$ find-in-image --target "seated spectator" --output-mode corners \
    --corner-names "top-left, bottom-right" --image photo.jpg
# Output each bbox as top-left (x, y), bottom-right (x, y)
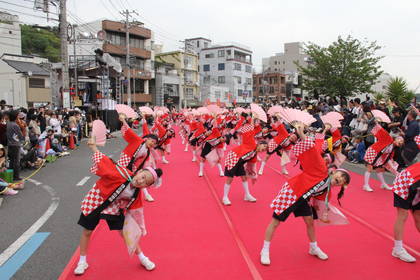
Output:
top-left (348, 136), bottom-right (366, 163)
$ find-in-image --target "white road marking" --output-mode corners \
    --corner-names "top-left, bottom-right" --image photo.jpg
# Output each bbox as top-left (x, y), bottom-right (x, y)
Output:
top-left (0, 185), bottom-right (60, 266)
top-left (27, 179), bottom-right (42, 186)
top-left (76, 176), bottom-right (91, 187)
top-left (0, 197), bottom-right (3, 207)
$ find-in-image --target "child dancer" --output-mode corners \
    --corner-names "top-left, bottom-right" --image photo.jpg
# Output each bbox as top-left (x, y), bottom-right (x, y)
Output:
top-left (260, 122), bottom-right (350, 265)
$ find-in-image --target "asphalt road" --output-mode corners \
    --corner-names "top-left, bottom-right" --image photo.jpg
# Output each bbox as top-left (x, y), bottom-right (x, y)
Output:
top-left (0, 132), bottom-right (397, 280)
top-left (0, 134), bottom-right (127, 280)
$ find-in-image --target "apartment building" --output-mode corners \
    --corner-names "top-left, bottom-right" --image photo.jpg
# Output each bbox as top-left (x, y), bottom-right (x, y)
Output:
top-left (185, 38), bottom-right (253, 105)
top-left (69, 19), bottom-right (154, 105)
top-left (155, 51), bottom-right (199, 108)
top-left (262, 42), bottom-right (309, 74)
top-left (253, 72), bottom-right (287, 103)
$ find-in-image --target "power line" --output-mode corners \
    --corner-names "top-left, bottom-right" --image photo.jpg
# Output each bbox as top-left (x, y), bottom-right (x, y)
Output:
top-left (0, 0), bottom-right (58, 15)
top-left (99, 0), bottom-right (120, 20)
top-left (0, 6), bottom-right (56, 20)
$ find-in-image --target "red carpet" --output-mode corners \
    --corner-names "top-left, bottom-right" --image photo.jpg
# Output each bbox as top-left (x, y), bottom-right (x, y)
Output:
top-left (60, 131), bottom-right (419, 279)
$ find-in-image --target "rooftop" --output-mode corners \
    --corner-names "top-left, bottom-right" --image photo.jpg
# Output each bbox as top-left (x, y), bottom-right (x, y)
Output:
top-left (3, 60), bottom-right (50, 76)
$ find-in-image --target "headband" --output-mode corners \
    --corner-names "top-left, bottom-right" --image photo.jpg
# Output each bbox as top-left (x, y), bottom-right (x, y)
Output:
top-left (145, 167), bottom-right (162, 187)
top-left (335, 168), bottom-right (350, 177)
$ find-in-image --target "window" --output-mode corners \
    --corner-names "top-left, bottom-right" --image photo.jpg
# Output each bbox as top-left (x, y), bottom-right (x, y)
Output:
top-left (236, 76), bottom-right (242, 84)
top-left (238, 89), bottom-right (243, 96)
top-left (184, 56), bottom-right (192, 68)
top-left (205, 53), bottom-right (214, 59)
top-left (197, 41), bottom-right (200, 48)
top-left (245, 65), bottom-right (252, 73)
top-left (218, 63), bottom-right (225, 70)
top-left (214, 90), bottom-right (221, 99)
top-left (29, 78), bottom-right (45, 88)
top-left (274, 61), bottom-right (277, 65)
top-left (218, 76), bottom-right (225, 84)
top-left (227, 50), bottom-right (231, 56)
top-left (204, 42), bottom-right (209, 48)
top-left (185, 88), bottom-right (194, 100)
top-left (246, 78), bottom-right (252, 85)
top-left (234, 63), bottom-right (241, 71)
top-left (218, 50), bottom-right (225, 57)
top-left (203, 64), bottom-right (210, 71)
top-left (203, 76), bottom-right (210, 84)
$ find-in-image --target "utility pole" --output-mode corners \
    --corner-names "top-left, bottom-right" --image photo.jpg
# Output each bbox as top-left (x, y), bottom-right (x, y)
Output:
top-left (72, 24), bottom-right (78, 102)
top-left (59, 0), bottom-right (69, 107)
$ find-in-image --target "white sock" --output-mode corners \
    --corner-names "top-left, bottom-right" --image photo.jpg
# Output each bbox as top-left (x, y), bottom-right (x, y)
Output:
top-left (143, 188), bottom-right (150, 196)
top-left (259, 161), bottom-right (266, 172)
top-left (310, 241), bottom-right (318, 249)
top-left (262, 240), bottom-right (270, 252)
top-left (162, 156), bottom-right (166, 161)
top-left (223, 183), bottom-right (231, 198)
top-left (242, 181), bottom-right (251, 197)
top-left (192, 150), bottom-right (196, 157)
top-left (138, 252), bottom-right (147, 261)
top-left (394, 240), bottom-right (403, 251)
top-left (78, 255), bottom-right (87, 264)
top-left (217, 163), bottom-right (223, 174)
top-left (364, 171), bottom-right (371, 186)
top-left (377, 172), bottom-right (387, 185)
top-left (281, 165), bottom-right (287, 172)
top-left (199, 162), bottom-right (204, 173)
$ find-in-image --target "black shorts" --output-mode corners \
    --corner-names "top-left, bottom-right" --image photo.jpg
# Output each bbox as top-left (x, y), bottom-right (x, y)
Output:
top-left (78, 212), bottom-right (125, 231)
top-left (224, 162), bottom-right (246, 177)
top-left (201, 143), bottom-right (212, 158)
top-left (272, 198), bottom-right (318, 222)
top-left (393, 193), bottom-right (420, 211)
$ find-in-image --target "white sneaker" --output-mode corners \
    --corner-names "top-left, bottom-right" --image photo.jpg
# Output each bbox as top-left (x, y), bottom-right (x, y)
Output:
top-left (260, 250), bottom-right (271, 265)
top-left (198, 171), bottom-right (203, 177)
top-left (381, 184), bottom-right (392, 191)
top-left (4, 188), bottom-right (18, 195)
top-left (281, 169), bottom-right (289, 175)
top-left (162, 158), bottom-right (169, 164)
top-left (184, 147), bottom-right (188, 152)
top-left (140, 257), bottom-right (156, 271)
top-left (219, 171), bottom-right (225, 177)
top-left (392, 248), bottom-right (416, 262)
top-left (309, 247), bottom-right (328, 260)
top-left (244, 194), bottom-right (257, 202)
top-left (145, 193), bottom-right (155, 202)
top-left (363, 185), bottom-right (374, 192)
top-left (74, 262), bottom-right (89, 275)
top-left (258, 169), bottom-right (263, 175)
top-left (192, 157), bottom-right (197, 162)
top-left (222, 197), bottom-right (231, 206)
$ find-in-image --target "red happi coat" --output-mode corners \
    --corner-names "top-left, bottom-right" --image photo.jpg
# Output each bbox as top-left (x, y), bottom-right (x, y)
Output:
top-left (268, 123), bottom-right (293, 154)
top-left (393, 162), bottom-right (420, 200)
top-left (118, 123), bottom-right (148, 170)
top-left (204, 127), bottom-right (224, 149)
top-left (364, 124), bottom-right (394, 166)
top-left (80, 151), bottom-right (143, 216)
top-left (271, 134), bottom-right (329, 215)
top-left (225, 129), bottom-right (257, 170)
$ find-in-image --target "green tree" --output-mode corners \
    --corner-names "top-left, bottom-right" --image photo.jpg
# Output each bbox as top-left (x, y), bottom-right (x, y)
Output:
top-left (297, 35), bottom-right (383, 98)
top-left (21, 25), bottom-right (61, 62)
top-left (386, 77), bottom-right (415, 108)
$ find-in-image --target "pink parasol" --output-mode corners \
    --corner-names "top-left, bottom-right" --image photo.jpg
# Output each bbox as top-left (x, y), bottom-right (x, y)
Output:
top-left (197, 107), bottom-right (210, 115)
top-left (321, 114), bottom-right (342, 128)
top-left (277, 107), bottom-right (316, 125)
top-left (92, 120), bottom-right (107, 146)
top-left (267, 105), bottom-right (283, 116)
top-left (233, 107), bottom-right (245, 114)
top-left (115, 104), bottom-right (138, 119)
top-left (207, 104), bottom-right (222, 114)
top-left (250, 103), bottom-right (268, 123)
top-left (139, 106), bottom-right (154, 115)
top-left (372, 109), bottom-right (391, 123)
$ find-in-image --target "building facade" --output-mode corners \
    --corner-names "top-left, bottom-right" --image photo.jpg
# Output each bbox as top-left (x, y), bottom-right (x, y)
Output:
top-left (253, 72), bottom-right (287, 103)
top-left (262, 42), bottom-right (309, 74)
top-left (185, 38), bottom-right (253, 105)
top-left (155, 51), bottom-right (199, 108)
top-left (69, 19), bottom-right (154, 105)
top-left (0, 12), bottom-right (21, 56)
top-left (152, 62), bottom-right (181, 107)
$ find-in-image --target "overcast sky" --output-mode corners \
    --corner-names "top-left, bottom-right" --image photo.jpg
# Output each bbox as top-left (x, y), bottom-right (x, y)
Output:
top-left (9, 0), bottom-right (420, 90)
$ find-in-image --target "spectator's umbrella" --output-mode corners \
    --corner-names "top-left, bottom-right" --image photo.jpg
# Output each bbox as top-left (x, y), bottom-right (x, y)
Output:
top-left (372, 109), bottom-right (391, 123)
top-left (139, 106), bottom-right (154, 115)
top-left (250, 103), bottom-right (268, 123)
top-left (92, 120), bottom-right (107, 146)
top-left (116, 104), bottom-right (138, 119)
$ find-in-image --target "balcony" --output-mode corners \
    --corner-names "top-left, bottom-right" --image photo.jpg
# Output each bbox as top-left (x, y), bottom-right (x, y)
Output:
top-left (103, 43), bottom-right (151, 60)
top-left (123, 68), bottom-right (152, 80)
top-left (102, 20), bottom-right (151, 39)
